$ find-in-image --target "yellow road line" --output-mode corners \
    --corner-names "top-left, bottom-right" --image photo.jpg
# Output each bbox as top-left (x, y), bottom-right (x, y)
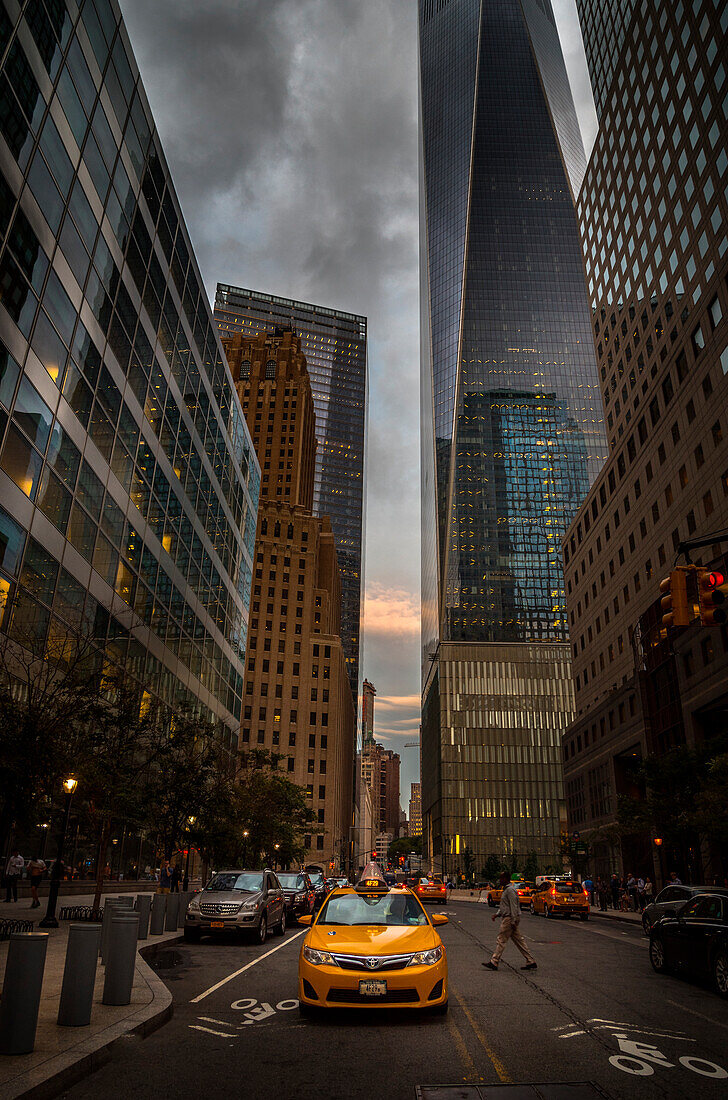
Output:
top-left (452, 985), bottom-right (512, 1083)
top-left (446, 1012), bottom-right (480, 1083)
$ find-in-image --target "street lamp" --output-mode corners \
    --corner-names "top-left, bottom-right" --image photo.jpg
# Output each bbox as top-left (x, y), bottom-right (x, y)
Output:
top-left (242, 829), bottom-right (249, 866)
top-left (39, 776), bottom-right (78, 928)
top-left (183, 816), bottom-right (196, 891)
top-left (273, 842), bottom-right (280, 871)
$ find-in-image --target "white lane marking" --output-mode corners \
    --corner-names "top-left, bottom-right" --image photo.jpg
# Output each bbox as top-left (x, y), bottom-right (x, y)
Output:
top-left (559, 1031), bottom-right (586, 1039)
top-left (667, 1000), bottom-right (728, 1032)
top-left (197, 1016), bottom-right (234, 1027)
top-left (595, 1025), bottom-right (695, 1042)
top-left (190, 930), bottom-right (306, 1003)
top-left (188, 1024), bottom-right (236, 1037)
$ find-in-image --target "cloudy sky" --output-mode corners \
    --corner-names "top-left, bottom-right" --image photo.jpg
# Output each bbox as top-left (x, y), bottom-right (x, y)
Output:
top-left (120, 0), bottom-right (597, 808)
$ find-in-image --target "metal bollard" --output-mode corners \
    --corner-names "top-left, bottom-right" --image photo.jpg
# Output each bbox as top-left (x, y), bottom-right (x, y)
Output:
top-left (102, 914), bottom-right (139, 1006)
top-left (135, 894), bottom-right (152, 940)
top-left (58, 924), bottom-right (102, 1026)
top-left (165, 892), bottom-right (179, 931)
top-left (0, 933), bottom-right (49, 1054)
top-left (149, 893), bottom-right (166, 935)
top-left (100, 900), bottom-right (125, 962)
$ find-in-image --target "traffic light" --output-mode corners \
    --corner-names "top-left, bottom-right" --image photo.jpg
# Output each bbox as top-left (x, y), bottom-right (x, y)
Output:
top-left (659, 567), bottom-right (691, 627)
top-left (698, 568), bottom-right (728, 625)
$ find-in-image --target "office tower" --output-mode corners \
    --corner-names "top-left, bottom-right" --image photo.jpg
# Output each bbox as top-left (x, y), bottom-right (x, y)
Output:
top-left (214, 284), bottom-right (367, 704)
top-left (563, 1), bottom-right (728, 882)
top-left (0, 0), bottom-right (258, 743)
top-left (360, 741), bottom-right (402, 838)
top-left (419, 0), bottom-right (607, 870)
top-left (409, 782), bottom-right (422, 838)
top-left (223, 328), bottom-right (354, 869)
top-left (362, 677), bottom-right (376, 744)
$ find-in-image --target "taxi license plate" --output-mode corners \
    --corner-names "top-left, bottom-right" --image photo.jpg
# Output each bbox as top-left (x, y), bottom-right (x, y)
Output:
top-left (359, 979), bottom-right (386, 996)
top-left (210, 921), bottom-right (225, 929)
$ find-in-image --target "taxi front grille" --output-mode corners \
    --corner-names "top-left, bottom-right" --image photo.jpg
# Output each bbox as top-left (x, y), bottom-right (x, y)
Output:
top-left (327, 988), bottom-right (419, 1004)
top-left (331, 952), bottom-right (413, 972)
top-left (199, 902), bottom-right (240, 915)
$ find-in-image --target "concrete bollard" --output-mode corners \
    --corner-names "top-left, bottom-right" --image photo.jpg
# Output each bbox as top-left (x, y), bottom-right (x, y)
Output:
top-left (115, 896), bottom-right (134, 907)
top-left (149, 893), bottom-right (166, 935)
top-left (58, 924), bottom-right (102, 1026)
top-left (102, 914), bottom-right (139, 1006)
top-left (135, 894), bottom-right (152, 940)
top-left (100, 900), bottom-right (125, 963)
top-left (165, 892), bottom-right (179, 931)
top-left (0, 933), bottom-right (49, 1054)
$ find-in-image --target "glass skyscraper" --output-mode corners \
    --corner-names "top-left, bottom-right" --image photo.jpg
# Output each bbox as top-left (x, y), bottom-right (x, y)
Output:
top-left (214, 284), bottom-right (367, 705)
top-left (0, 0), bottom-right (258, 744)
top-left (419, 0), bottom-right (607, 867)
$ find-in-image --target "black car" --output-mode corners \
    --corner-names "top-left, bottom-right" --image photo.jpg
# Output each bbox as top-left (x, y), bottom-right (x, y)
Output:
top-left (641, 883), bottom-right (728, 934)
top-left (277, 871), bottom-right (315, 921)
top-left (649, 892), bottom-right (728, 997)
top-left (306, 870), bottom-right (327, 907)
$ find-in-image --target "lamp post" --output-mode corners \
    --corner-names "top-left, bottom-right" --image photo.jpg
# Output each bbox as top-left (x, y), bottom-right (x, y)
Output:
top-left (40, 776), bottom-right (77, 928)
top-left (183, 816), bottom-right (196, 891)
top-left (242, 830), bottom-right (249, 867)
top-left (273, 843), bottom-right (280, 871)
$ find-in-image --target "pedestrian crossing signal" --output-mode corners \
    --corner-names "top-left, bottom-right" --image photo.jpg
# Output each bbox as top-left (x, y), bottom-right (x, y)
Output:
top-left (698, 568), bottom-right (728, 625)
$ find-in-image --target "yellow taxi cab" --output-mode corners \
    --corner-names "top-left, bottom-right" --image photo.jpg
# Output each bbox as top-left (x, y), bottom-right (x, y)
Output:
top-left (415, 874), bottom-right (448, 905)
top-left (297, 863), bottom-right (448, 1014)
top-left (530, 879), bottom-right (589, 920)
top-left (515, 881), bottom-right (534, 908)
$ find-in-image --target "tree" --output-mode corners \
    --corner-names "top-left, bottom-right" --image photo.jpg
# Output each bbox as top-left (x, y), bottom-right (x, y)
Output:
top-left (463, 845), bottom-right (475, 883)
top-left (388, 835), bottom-right (422, 861)
top-left (0, 628), bottom-right (102, 853)
top-left (236, 750), bottom-right (317, 867)
top-left (482, 854), bottom-right (503, 883)
top-left (523, 850), bottom-right (539, 883)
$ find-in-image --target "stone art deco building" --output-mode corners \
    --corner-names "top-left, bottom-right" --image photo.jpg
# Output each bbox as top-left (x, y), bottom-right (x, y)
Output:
top-left (0, 0), bottom-right (258, 743)
top-left (222, 328), bottom-right (354, 869)
top-left (562, 0), bottom-right (728, 881)
top-left (214, 284), bottom-right (367, 706)
top-left (419, 0), bottom-right (607, 869)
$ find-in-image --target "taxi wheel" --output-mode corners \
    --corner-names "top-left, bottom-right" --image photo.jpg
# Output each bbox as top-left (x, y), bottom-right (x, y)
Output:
top-left (544, 904), bottom-right (551, 918)
top-left (529, 901), bottom-right (535, 915)
top-left (255, 915), bottom-right (267, 944)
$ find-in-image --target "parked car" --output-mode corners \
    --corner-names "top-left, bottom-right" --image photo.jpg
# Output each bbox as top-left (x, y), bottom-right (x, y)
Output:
top-left (306, 870), bottom-right (327, 908)
top-left (277, 871), bottom-right (316, 921)
top-left (649, 893), bottom-right (728, 997)
top-left (642, 884), bottom-right (728, 934)
top-left (184, 869), bottom-right (286, 944)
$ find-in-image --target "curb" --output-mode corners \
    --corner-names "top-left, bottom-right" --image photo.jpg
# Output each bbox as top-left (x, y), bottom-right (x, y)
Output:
top-left (2, 936), bottom-right (182, 1100)
top-left (589, 909), bottom-right (644, 929)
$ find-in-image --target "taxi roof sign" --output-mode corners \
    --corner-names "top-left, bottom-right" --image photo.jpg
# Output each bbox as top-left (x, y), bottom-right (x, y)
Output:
top-left (355, 861), bottom-right (389, 893)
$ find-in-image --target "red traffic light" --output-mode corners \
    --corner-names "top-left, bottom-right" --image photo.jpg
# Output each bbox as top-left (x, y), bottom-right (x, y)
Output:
top-left (708, 571), bottom-right (725, 588)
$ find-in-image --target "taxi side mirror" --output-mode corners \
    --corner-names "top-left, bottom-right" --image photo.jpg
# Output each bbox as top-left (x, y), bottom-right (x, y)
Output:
top-left (432, 913), bottom-right (448, 926)
top-left (298, 914), bottom-right (312, 925)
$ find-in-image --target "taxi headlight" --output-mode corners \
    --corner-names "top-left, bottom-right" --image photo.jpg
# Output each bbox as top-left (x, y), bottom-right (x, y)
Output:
top-left (302, 946), bottom-right (339, 967)
top-left (407, 945), bottom-right (443, 967)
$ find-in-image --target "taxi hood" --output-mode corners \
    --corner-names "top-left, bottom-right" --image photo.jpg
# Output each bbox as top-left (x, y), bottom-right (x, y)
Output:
top-left (307, 923), bottom-right (439, 954)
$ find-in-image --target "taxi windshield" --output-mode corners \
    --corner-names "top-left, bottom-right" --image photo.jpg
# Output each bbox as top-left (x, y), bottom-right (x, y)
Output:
top-left (317, 892), bottom-right (428, 926)
top-left (206, 873), bottom-right (263, 893)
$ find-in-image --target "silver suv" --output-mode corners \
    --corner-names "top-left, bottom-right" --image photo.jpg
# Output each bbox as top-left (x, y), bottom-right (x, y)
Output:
top-left (184, 869), bottom-right (286, 943)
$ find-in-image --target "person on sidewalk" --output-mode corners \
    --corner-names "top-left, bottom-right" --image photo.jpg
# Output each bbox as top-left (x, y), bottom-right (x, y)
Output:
top-left (482, 872), bottom-right (537, 972)
top-left (610, 874), bottom-right (620, 910)
top-left (157, 860), bottom-right (172, 894)
top-left (4, 850), bottom-right (24, 902)
top-left (170, 863), bottom-right (181, 892)
top-left (26, 855), bottom-right (46, 908)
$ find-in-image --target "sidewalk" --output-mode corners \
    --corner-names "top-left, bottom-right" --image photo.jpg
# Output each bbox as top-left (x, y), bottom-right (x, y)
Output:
top-left (0, 892), bottom-right (181, 1099)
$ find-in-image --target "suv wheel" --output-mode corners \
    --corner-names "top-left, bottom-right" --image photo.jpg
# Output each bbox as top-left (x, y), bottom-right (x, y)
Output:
top-left (275, 908), bottom-right (286, 936)
top-left (256, 915), bottom-right (267, 944)
top-left (714, 950), bottom-right (728, 997)
top-left (642, 913), bottom-right (651, 936)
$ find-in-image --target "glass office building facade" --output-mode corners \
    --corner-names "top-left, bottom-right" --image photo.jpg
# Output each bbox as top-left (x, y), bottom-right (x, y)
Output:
top-left (419, 0), bottom-right (607, 866)
top-left (214, 284), bottom-right (367, 704)
top-left (0, 0), bottom-right (258, 743)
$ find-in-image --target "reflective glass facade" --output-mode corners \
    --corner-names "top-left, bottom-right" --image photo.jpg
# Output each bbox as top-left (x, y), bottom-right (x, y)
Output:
top-left (0, 0), bottom-right (258, 742)
top-left (214, 284), bottom-right (367, 704)
top-left (419, 0), bottom-right (607, 864)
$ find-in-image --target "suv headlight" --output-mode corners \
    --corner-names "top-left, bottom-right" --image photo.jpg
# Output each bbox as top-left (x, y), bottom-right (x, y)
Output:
top-left (407, 945), bottom-right (443, 967)
top-left (188, 898), bottom-right (201, 911)
top-left (303, 946), bottom-right (339, 966)
top-left (242, 898), bottom-right (260, 910)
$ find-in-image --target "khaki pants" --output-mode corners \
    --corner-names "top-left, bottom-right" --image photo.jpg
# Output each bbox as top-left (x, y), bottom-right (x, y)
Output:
top-left (491, 916), bottom-right (535, 966)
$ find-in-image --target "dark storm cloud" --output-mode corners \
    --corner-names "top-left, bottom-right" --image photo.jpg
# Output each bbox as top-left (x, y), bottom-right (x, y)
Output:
top-left (119, 0), bottom-right (595, 806)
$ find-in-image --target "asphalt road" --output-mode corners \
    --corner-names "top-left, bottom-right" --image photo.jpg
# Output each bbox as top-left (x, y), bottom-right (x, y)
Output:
top-left (63, 904), bottom-right (728, 1099)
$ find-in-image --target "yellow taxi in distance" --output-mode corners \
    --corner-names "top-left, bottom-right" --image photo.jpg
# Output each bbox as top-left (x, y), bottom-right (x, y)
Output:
top-left (515, 882), bottom-right (534, 908)
top-left (530, 879), bottom-right (589, 920)
top-left (297, 863), bottom-right (448, 1014)
top-left (415, 874), bottom-right (448, 904)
